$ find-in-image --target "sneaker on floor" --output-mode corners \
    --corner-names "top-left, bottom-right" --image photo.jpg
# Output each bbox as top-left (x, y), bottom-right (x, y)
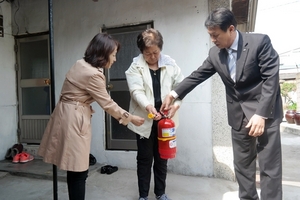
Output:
top-left (11, 148), bottom-right (20, 158)
top-left (139, 197), bottom-right (148, 200)
top-left (12, 153), bottom-right (22, 163)
top-left (5, 148), bottom-right (13, 160)
top-left (5, 143), bottom-right (23, 160)
top-left (19, 152), bottom-right (34, 163)
top-left (156, 194), bottom-right (171, 200)
top-left (13, 143), bottom-right (24, 153)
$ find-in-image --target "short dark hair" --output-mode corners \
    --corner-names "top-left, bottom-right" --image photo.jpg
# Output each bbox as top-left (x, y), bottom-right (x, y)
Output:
top-left (205, 7), bottom-right (237, 32)
top-left (84, 33), bottom-right (120, 68)
top-left (137, 28), bottom-right (163, 52)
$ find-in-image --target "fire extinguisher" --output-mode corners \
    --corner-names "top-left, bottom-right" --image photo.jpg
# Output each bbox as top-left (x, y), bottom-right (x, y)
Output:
top-left (153, 112), bottom-right (176, 159)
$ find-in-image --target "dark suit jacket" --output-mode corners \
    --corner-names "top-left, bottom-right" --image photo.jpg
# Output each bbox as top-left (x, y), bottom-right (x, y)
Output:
top-left (175, 31), bottom-right (283, 130)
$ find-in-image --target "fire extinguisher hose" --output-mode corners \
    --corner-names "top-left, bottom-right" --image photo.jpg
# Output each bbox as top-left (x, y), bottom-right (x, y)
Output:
top-left (157, 136), bottom-right (176, 142)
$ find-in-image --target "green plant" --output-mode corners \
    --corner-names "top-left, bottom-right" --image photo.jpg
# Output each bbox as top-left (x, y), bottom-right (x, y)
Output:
top-left (287, 102), bottom-right (297, 110)
top-left (281, 82), bottom-right (297, 110)
top-left (281, 82), bottom-right (296, 97)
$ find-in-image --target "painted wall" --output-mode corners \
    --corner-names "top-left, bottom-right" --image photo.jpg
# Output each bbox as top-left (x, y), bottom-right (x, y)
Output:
top-left (0, 2), bottom-right (18, 159)
top-left (10, 0), bottom-right (234, 179)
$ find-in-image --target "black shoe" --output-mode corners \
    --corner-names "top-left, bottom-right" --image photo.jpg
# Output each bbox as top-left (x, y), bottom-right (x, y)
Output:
top-left (106, 166), bottom-right (118, 174)
top-left (100, 165), bottom-right (109, 174)
top-left (100, 165), bottom-right (118, 174)
top-left (89, 154), bottom-right (97, 166)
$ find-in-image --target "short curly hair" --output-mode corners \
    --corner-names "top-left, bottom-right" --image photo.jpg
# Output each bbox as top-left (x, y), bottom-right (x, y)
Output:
top-left (137, 28), bottom-right (163, 53)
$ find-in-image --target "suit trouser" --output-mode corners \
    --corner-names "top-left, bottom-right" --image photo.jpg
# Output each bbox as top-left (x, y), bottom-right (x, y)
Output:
top-left (136, 121), bottom-right (168, 198)
top-left (231, 117), bottom-right (282, 200)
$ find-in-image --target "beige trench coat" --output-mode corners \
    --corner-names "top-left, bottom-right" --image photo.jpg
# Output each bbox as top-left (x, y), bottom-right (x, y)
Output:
top-left (38, 59), bottom-right (132, 172)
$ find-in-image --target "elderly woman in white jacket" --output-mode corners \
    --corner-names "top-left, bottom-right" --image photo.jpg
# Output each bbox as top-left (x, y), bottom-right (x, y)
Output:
top-left (125, 28), bottom-right (184, 200)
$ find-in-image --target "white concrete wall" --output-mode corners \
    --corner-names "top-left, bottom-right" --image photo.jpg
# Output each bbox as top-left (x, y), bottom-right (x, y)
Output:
top-left (0, 2), bottom-right (18, 159)
top-left (10, 0), bottom-right (234, 178)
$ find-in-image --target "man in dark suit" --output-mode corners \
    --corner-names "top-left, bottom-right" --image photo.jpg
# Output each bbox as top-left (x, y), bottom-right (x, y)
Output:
top-left (161, 7), bottom-right (283, 200)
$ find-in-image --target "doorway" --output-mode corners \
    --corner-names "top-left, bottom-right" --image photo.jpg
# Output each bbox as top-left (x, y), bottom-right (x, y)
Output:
top-left (103, 22), bottom-right (153, 150)
top-left (16, 34), bottom-right (51, 143)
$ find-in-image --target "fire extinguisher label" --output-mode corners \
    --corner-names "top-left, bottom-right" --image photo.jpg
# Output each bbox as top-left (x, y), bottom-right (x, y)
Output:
top-left (162, 127), bottom-right (175, 137)
top-left (169, 139), bottom-right (176, 148)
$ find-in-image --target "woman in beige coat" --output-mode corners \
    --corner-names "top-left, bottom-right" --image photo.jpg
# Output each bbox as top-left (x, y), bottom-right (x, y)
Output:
top-left (38, 33), bottom-right (144, 200)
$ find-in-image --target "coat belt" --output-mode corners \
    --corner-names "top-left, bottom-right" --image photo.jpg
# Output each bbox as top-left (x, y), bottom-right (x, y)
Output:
top-left (59, 95), bottom-right (94, 113)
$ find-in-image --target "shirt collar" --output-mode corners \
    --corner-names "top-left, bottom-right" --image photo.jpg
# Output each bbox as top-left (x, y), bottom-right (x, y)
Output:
top-left (228, 30), bottom-right (239, 52)
top-left (158, 54), bottom-right (176, 68)
top-left (134, 53), bottom-right (176, 68)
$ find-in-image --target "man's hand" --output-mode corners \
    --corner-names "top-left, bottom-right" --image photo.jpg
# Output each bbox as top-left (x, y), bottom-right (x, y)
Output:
top-left (165, 104), bottom-right (180, 118)
top-left (160, 94), bottom-right (174, 114)
top-left (245, 114), bottom-right (265, 137)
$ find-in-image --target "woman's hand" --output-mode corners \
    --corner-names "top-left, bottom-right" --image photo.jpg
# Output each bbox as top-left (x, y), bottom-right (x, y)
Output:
top-left (146, 104), bottom-right (162, 121)
top-left (131, 115), bottom-right (145, 126)
top-left (153, 112), bottom-right (162, 121)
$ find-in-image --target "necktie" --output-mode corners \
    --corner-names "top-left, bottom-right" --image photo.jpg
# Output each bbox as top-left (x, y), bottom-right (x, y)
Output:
top-left (227, 48), bottom-right (236, 82)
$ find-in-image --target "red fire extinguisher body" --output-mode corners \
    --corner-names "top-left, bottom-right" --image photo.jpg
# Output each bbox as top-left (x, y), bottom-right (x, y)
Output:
top-left (157, 118), bottom-right (176, 159)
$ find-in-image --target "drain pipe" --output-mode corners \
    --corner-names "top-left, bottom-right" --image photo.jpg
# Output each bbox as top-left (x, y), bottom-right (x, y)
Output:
top-left (47, 0), bottom-right (58, 200)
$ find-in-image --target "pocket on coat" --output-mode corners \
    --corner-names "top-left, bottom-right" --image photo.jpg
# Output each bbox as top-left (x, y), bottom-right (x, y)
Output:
top-left (79, 108), bottom-right (91, 136)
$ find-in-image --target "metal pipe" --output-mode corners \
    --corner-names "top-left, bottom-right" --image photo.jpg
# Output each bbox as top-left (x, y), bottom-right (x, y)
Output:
top-left (47, 0), bottom-right (57, 199)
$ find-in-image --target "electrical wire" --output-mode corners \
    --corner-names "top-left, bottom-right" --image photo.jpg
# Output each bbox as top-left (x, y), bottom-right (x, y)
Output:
top-left (259, 0), bottom-right (300, 11)
top-left (13, 0), bottom-right (19, 35)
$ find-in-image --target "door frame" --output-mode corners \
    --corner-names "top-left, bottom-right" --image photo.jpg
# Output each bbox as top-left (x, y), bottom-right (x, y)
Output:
top-left (16, 33), bottom-right (51, 144)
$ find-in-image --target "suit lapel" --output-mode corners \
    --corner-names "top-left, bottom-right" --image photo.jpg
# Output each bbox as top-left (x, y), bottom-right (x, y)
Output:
top-left (236, 32), bottom-right (249, 82)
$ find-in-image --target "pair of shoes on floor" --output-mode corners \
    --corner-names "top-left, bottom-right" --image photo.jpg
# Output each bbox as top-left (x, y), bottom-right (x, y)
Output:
top-left (100, 165), bottom-right (118, 175)
top-left (139, 197), bottom-right (148, 200)
top-left (139, 194), bottom-right (170, 200)
top-left (5, 144), bottom-right (23, 160)
top-left (12, 152), bottom-right (34, 163)
top-left (156, 194), bottom-right (171, 200)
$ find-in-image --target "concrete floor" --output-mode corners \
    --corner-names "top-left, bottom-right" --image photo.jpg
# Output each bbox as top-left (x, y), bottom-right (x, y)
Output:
top-left (0, 124), bottom-right (299, 200)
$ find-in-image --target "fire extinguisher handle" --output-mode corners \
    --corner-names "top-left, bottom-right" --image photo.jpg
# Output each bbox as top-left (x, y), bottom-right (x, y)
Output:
top-left (159, 111), bottom-right (168, 119)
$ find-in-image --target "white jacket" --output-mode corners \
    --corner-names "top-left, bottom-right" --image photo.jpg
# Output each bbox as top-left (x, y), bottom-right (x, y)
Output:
top-left (125, 53), bottom-right (184, 138)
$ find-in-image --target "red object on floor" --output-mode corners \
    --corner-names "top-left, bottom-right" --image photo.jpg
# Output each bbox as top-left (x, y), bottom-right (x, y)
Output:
top-left (19, 152), bottom-right (34, 163)
top-left (12, 153), bottom-right (22, 163)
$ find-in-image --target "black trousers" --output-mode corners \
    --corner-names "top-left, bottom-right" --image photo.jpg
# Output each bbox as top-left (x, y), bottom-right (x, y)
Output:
top-left (231, 117), bottom-right (282, 200)
top-left (136, 121), bottom-right (168, 198)
top-left (67, 170), bottom-right (89, 200)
